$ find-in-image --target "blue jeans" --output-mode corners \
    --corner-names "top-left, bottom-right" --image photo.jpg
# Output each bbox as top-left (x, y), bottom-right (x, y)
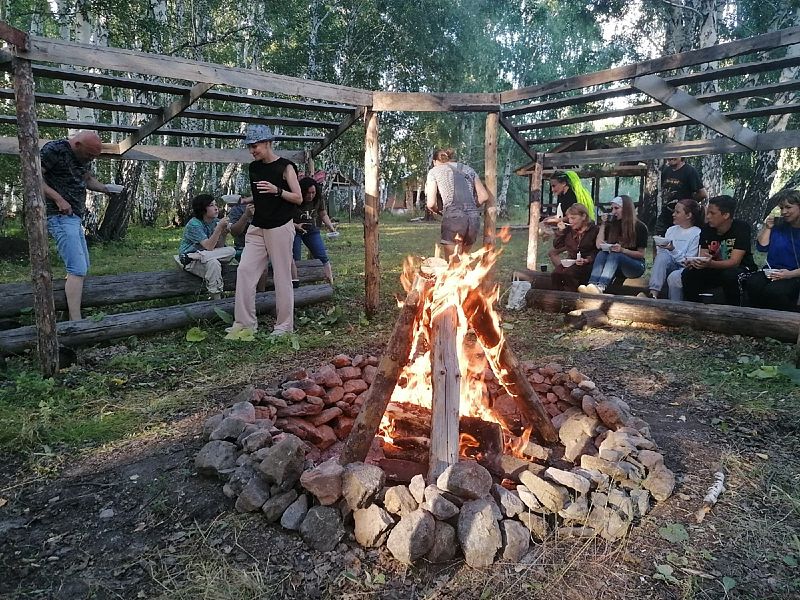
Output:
top-left (588, 250), bottom-right (645, 290)
top-left (649, 250), bottom-right (681, 293)
top-left (292, 228), bottom-right (329, 264)
top-left (47, 214), bottom-right (90, 276)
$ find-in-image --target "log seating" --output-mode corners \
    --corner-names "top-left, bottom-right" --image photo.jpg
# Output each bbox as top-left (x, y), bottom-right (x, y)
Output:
top-left (0, 259), bottom-right (331, 353)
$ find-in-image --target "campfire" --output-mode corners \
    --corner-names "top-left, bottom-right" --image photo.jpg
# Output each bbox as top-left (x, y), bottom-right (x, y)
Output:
top-left (196, 243), bottom-right (676, 566)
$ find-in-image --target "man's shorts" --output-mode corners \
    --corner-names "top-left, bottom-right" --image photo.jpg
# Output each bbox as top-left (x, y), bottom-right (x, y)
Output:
top-left (47, 214), bottom-right (90, 276)
top-left (441, 209), bottom-right (481, 247)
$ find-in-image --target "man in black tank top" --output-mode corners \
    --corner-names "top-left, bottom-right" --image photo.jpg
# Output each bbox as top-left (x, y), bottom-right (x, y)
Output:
top-left (228, 125), bottom-right (303, 337)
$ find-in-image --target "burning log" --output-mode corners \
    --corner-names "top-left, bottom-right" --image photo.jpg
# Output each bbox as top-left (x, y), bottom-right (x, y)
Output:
top-left (462, 287), bottom-right (558, 443)
top-left (429, 303), bottom-right (461, 480)
top-left (339, 285), bottom-right (424, 465)
top-left (383, 437), bottom-right (431, 463)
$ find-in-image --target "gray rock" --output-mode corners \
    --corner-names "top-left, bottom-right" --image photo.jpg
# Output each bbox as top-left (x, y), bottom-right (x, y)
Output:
top-left (595, 398), bottom-right (632, 430)
top-left (516, 511), bottom-right (548, 541)
top-left (342, 462), bottom-right (385, 510)
top-left (385, 509), bottom-right (435, 565)
top-left (300, 506), bottom-right (345, 552)
top-left (516, 485), bottom-right (545, 513)
top-left (544, 467), bottom-right (591, 495)
top-left (353, 504), bottom-right (395, 547)
top-left (202, 413), bottom-right (224, 440)
top-left (551, 407), bottom-right (583, 431)
top-left (235, 476), bottom-right (271, 512)
top-left (383, 485), bottom-right (418, 517)
top-left (280, 494), bottom-right (310, 530)
top-left (636, 449), bottom-right (665, 471)
top-left (300, 458), bottom-right (344, 506)
top-left (629, 488), bottom-right (651, 518)
top-left (195, 440), bottom-right (238, 478)
top-left (518, 471), bottom-right (569, 513)
top-left (458, 498), bottom-right (502, 567)
top-left (500, 519), bottom-right (530, 562)
top-left (242, 430), bottom-right (273, 453)
top-left (225, 400), bottom-right (256, 423)
top-left (256, 434), bottom-right (306, 491)
top-left (607, 488), bottom-right (634, 520)
top-left (426, 520), bottom-right (458, 563)
top-left (210, 417), bottom-right (248, 442)
top-left (262, 490), bottom-right (298, 523)
top-left (409, 474), bottom-right (426, 504)
top-left (642, 464), bottom-right (675, 502)
top-left (491, 484), bottom-right (525, 518)
top-left (223, 463), bottom-right (257, 498)
top-left (558, 495), bottom-right (590, 523)
top-left (236, 423), bottom-right (260, 447)
top-left (437, 460), bottom-right (492, 500)
top-left (421, 485), bottom-right (459, 520)
top-left (557, 526), bottom-right (598, 539)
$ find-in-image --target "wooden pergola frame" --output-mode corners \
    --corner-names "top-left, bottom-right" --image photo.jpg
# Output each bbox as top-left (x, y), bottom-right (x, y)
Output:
top-left (2, 21), bottom-right (800, 375)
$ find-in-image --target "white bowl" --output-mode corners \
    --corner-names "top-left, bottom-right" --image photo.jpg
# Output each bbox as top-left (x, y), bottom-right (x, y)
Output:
top-left (599, 243), bottom-right (613, 251)
top-left (221, 194), bottom-right (241, 204)
top-left (105, 183), bottom-right (123, 194)
top-left (653, 236), bottom-right (669, 246)
top-left (560, 258), bottom-right (576, 268)
top-left (326, 231), bottom-right (340, 238)
top-left (763, 268), bottom-right (780, 276)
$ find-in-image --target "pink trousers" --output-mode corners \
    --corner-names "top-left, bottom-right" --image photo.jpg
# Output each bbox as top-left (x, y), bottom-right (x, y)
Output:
top-left (233, 220), bottom-right (295, 333)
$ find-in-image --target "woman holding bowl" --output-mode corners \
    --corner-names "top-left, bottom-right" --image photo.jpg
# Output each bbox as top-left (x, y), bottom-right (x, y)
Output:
top-left (645, 198), bottom-right (702, 299)
top-left (547, 204), bottom-right (599, 292)
top-left (578, 195), bottom-right (648, 294)
top-left (743, 190), bottom-right (800, 311)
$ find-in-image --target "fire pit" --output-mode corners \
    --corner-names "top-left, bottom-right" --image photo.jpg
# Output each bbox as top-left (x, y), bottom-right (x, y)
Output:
top-left (196, 246), bottom-right (675, 566)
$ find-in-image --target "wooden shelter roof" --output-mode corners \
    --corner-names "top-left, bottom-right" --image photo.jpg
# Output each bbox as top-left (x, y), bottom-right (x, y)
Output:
top-left (1, 22), bottom-right (799, 167)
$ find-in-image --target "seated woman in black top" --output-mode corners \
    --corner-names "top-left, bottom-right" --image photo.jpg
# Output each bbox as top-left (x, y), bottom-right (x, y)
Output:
top-left (548, 204), bottom-right (599, 292)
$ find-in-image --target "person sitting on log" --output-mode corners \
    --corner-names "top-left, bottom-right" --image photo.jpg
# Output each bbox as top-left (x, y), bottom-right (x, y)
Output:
top-left (547, 204), bottom-right (599, 292)
top-left (578, 195), bottom-right (647, 295)
top-left (226, 195), bottom-right (254, 261)
top-left (743, 189), bottom-right (800, 311)
top-left (644, 198), bottom-right (702, 299)
top-left (548, 170), bottom-right (596, 221)
top-left (680, 195), bottom-right (756, 306)
top-left (178, 193), bottom-right (235, 300)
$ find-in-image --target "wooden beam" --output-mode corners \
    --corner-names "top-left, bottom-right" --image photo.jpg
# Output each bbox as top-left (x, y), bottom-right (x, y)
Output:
top-left (118, 81), bottom-right (213, 154)
top-left (498, 114), bottom-right (537, 161)
top-left (527, 155), bottom-right (543, 270)
top-left (501, 26), bottom-right (800, 104)
top-left (526, 102), bottom-right (800, 146)
top-left (0, 116), bottom-right (325, 143)
top-left (22, 36), bottom-right (373, 106)
top-left (0, 137), bottom-right (303, 163)
top-left (632, 74), bottom-right (758, 150)
top-left (504, 54), bottom-right (800, 117)
top-left (516, 79), bottom-right (800, 132)
top-left (484, 112), bottom-right (498, 247)
top-left (310, 106), bottom-right (366, 158)
top-left (182, 108), bottom-right (338, 129)
top-left (12, 56), bottom-right (58, 376)
top-left (539, 130), bottom-right (800, 167)
top-left (428, 304), bottom-right (460, 481)
top-left (373, 92), bottom-right (500, 112)
top-left (364, 110), bottom-right (380, 317)
top-left (0, 21), bottom-right (30, 51)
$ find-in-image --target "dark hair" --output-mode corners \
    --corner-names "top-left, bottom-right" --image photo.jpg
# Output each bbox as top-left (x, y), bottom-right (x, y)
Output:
top-left (550, 171), bottom-right (570, 186)
top-left (708, 195), bottom-right (737, 218)
top-left (191, 194), bottom-right (216, 220)
top-left (675, 198), bottom-right (703, 227)
top-left (299, 176), bottom-right (322, 202)
top-left (773, 189), bottom-right (800, 209)
top-left (432, 148), bottom-right (455, 163)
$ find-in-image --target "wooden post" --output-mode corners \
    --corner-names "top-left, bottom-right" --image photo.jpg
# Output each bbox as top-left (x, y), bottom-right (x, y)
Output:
top-left (339, 287), bottom-right (423, 465)
top-left (13, 55), bottom-right (59, 376)
top-left (526, 154), bottom-right (543, 270)
top-left (363, 110), bottom-right (380, 317)
top-left (483, 112), bottom-right (498, 247)
top-left (428, 304), bottom-right (460, 481)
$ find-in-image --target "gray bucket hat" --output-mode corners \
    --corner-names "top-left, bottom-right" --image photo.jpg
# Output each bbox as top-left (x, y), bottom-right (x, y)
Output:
top-left (244, 124), bottom-right (277, 145)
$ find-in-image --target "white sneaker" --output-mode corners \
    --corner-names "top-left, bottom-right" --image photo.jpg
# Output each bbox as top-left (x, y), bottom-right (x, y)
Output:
top-left (577, 285), bottom-right (588, 293)
top-left (225, 323), bottom-right (256, 334)
top-left (584, 284), bottom-right (604, 294)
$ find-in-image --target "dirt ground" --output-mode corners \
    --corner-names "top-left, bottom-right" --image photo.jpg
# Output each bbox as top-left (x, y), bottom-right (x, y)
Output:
top-left (1, 319), bottom-right (799, 600)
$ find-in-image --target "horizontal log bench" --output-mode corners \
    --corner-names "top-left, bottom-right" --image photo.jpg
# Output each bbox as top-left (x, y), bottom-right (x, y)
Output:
top-left (0, 283), bottom-right (334, 354)
top-left (0, 259), bottom-right (325, 319)
top-left (513, 268), bottom-right (653, 297)
top-left (525, 287), bottom-right (800, 344)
